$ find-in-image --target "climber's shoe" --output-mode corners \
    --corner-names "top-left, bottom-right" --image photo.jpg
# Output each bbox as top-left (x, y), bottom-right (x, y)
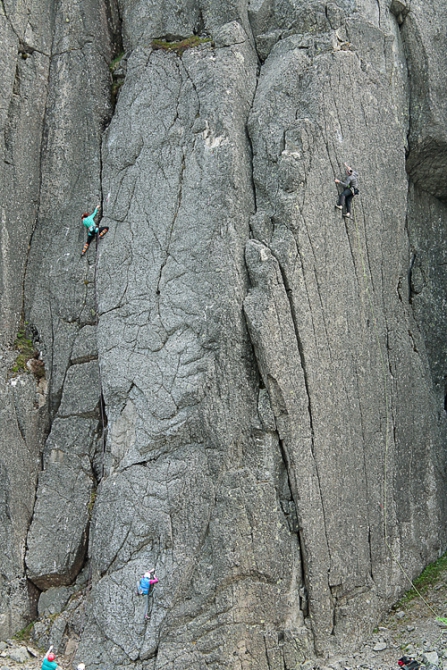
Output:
top-left (344, 212), bottom-right (350, 218)
top-left (99, 228), bottom-right (108, 239)
top-left (335, 204), bottom-right (342, 210)
top-left (81, 243), bottom-right (89, 256)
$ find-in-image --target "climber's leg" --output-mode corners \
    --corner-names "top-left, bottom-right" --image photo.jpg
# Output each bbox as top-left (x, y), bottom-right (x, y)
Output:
top-left (81, 231), bottom-right (98, 256)
top-left (345, 192), bottom-right (353, 216)
top-left (143, 594), bottom-right (150, 620)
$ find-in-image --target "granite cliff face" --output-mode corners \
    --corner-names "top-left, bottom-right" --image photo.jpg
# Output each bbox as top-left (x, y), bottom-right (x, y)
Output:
top-left (1, 0), bottom-right (447, 667)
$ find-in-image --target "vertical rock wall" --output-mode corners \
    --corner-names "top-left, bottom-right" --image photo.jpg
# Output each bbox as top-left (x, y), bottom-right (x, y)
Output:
top-left (0, 0), bottom-right (52, 638)
top-left (245, 2), bottom-right (446, 651)
top-left (23, 0), bottom-right (119, 594)
top-left (1, 0), bottom-right (447, 666)
top-left (0, 0), bottom-right (119, 642)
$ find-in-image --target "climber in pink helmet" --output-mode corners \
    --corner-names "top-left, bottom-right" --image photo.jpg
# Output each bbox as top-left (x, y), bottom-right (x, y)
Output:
top-left (41, 646), bottom-right (59, 670)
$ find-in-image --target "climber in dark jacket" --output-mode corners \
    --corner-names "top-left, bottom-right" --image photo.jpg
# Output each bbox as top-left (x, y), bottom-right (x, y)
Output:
top-left (81, 204), bottom-right (109, 255)
top-left (335, 163), bottom-right (359, 217)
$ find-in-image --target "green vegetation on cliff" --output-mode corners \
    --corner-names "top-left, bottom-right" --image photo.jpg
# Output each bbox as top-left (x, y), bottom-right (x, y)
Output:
top-left (151, 35), bottom-right (213, 55)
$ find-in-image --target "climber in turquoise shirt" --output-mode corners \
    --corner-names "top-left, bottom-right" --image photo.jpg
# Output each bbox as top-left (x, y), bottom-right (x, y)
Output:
top-left (81, 203), bottom-right (109, 256)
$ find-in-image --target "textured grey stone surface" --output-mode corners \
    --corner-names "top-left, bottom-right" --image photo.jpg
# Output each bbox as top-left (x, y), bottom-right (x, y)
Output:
top-left (0, 0), bottom-right (52, 637)
top-left (0, 0), bottom-right (117, 639)
top-left (244, 239), bottom-right (333, 649)
top-left (1, 0), bottom-right (447, 666)
top-left (0, 0), bottom-right (52, 349)
top-left (21, 0), bottom-right (118, 603)
top-left (7, 645), bottom-right (30, 663)
top-left (246, 5), bottom-right (447, 650)
top-left (75, 0), bottom-right (446, 664)
top-left (26, 453), bottom-right (94, 589)
top-left (57, 361), bottom-right (101, 418)
top-left (0, 362), bottom-right (47, 638)
top-left (37, 586), bottom-right (74, 617)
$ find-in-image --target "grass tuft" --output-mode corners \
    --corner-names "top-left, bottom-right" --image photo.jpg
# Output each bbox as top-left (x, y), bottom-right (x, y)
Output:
top-left (8, 325), bottom-right (45, 379)
top-left (11, 329), bottom-right (34, 374)
top-left (88, 489), bottom-right (97, 519)
top-left (109, 51), bottom-right (125, 72)
top-left (110, 52), bottom-right (126, 108)
top-left (395, 551), bottom-right (447, 608)
top-left (13, 621), bottom-right (35, 642)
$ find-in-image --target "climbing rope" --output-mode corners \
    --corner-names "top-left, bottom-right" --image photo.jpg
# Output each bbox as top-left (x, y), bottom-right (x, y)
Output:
top-left (350, 196), bottom-right (441, 620)
top-left (94, 229), bottom-right (107, 480)
top-left (77, 224), bottom-right (107, 621)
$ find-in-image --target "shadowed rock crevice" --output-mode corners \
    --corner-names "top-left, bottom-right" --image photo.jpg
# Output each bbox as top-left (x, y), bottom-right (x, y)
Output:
top-left (401, 0), bottom-right (447, 200)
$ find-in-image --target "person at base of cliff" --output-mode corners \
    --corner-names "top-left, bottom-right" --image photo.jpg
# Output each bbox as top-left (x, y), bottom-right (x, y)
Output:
top-left (41, 646), bottom-right (59, 670)
top-left (335, 162), bottom-right (359, 218)
top-left (81, 203), bottom-right (109, 256)
top-left (137, 568), bottom-right (159, 620)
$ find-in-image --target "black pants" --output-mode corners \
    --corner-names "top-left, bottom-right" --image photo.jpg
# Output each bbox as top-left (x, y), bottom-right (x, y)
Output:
top-left (338, 188), bottom-right (353, 214)
top-left (87, 226), bottom-right (108, 245)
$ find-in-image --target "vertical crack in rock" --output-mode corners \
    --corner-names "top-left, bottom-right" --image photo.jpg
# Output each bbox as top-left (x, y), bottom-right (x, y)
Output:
top-left (243, 239), bottom-right (333, 652)
top-left (156, 146), bottom-right (186, 298)
top-left (276, 433), bottom-right (308, 616)
top-left (273, 247), bottom-right (334, 618)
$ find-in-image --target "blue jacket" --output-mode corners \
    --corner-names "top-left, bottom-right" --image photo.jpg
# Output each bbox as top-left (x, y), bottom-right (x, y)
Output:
top-left (42, 658), bottom-right (58, 670)
top-left (139, 576), bottom-right (151, 595)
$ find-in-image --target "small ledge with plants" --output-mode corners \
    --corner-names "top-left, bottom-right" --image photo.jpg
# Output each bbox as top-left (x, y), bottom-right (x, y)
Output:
top-left (151, 35), bottom-right (214, 56)
top-left (8, 325), bottom-right (45, 380)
